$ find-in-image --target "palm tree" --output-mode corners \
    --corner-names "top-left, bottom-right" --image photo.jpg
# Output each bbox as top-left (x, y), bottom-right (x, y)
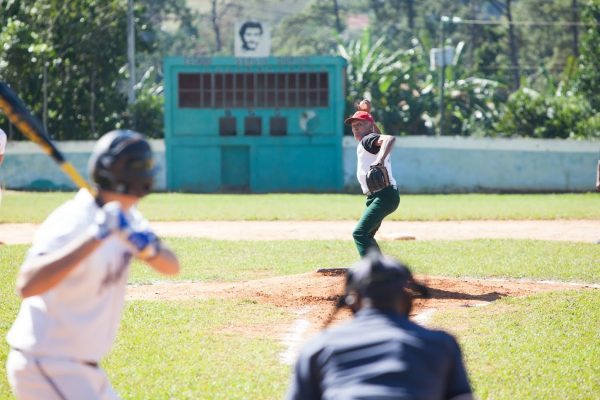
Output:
top-left (339, 29), bottom-right (506, 136)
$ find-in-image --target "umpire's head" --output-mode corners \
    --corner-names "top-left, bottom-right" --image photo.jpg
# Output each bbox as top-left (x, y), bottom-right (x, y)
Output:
top-left (344, 251), bottom-right (429, 315)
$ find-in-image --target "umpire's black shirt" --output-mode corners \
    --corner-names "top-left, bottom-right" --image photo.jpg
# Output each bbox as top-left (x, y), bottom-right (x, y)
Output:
top-left (287, 308), bottom-right (472, 400)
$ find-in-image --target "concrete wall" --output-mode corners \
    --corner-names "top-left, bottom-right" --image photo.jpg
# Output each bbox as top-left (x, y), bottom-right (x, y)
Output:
top-left (343, 136), bottom-right (599, 193)
top-left (0, 140), bottom-right (167, 191)
top-left (1, 137), bottom-right (598, 193)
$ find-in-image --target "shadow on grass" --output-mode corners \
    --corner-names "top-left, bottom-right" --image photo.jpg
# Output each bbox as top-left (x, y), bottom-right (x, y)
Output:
top-left (426, 288), bottom-right (505, 302)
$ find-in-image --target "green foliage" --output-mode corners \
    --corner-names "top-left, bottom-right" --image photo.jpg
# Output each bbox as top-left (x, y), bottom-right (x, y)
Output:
top-left (575, 112), bottom-right (600, 139)
top-left (0, 0), bottom-right (195, 140)
top-left (577, 0), bottom-right (600, 111)
top-left (126, 66), bottom-right (165, 138)
top-left (1, 0), bottom-right (599, 139)
top-left (492, 52), bottom-right (597, 139)
top-left (127, 91), bottom-right (164, 138)
top-left (468, 22), bottom-right (506, 82)
top-left (138, 0), bottom-right (199, 56)
top-left (271, 0), bottom-right (343, 56)
top-left (348, 0), bottom-right (598, 138)
top-left (513, 0), bottom-right (581, 75)
top-left (440, 75), bottom-right (507, 137)
top-left (433, 291), bottom-right (600, 399)
top-left (367, 0), bottom-right (463, 53)
top-left (338, 27), bottom-right (508, 136)
top-left (129, 0), bottom-right (200, 138)
top-left (338, 30), bottom-right (437, 135)
top-left (0, 0), bottom-right (154, 139)
top-left (493, 88), bottom-right (596, 139)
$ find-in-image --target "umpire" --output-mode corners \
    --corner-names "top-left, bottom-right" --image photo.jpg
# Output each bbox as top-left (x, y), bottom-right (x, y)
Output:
top-left (345, 103), bottom-right (400, 257)
top-left (287, 252), bottom-right (474, 400)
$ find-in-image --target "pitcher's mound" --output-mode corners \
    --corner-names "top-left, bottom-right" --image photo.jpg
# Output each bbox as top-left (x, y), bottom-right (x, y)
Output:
top-left (127, 273), bottom-right (597, 333)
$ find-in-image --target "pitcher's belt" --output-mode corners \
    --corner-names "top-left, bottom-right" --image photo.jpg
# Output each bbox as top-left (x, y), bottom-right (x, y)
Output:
top-left (366, 185), bottom-right (397, 196)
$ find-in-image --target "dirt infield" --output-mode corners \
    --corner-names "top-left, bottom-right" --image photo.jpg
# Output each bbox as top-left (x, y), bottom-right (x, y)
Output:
top-left (1, 219), bottom-right (599, 244)
top-left (152, 219), bottom-right (600, 242)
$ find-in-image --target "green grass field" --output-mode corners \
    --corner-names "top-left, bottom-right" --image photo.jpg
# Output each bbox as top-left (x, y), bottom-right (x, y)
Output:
top-left (0, 193), bottom-right (599, 399)
top-left (1, 191), bottom-right (599, 222)
top-left (433, 290), bottom-right (600, 399)
top-left (120, 239), bottom-right (600, 283)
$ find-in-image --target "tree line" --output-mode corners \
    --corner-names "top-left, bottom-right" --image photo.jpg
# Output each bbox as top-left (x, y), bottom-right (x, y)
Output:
top-left (0, 0), bottom-right (598, 140)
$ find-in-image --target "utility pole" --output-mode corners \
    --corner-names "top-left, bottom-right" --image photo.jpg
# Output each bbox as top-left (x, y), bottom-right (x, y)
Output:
top-left (505, 0), bottom-right (520, 90)
top-left (437, 16), bottom-right (461, 136)
top-left (571, 0), bottom-right (579, 57)
top-left (332, 0), bottom-right (343, 34)
top-left (406, 0), bottom-right (415, 30)
top-left (43, 62), bottom-right (48, 134)
top-left (439, 16), bottom-right (447, 136)
top-left (127, 0), bottom-right (136, 105)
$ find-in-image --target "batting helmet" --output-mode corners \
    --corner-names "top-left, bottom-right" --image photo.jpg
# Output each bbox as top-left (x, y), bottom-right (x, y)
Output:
top-left (88, 130), bottom-right (156, 197)
top-left (344, 251), bottom-right (429, 307)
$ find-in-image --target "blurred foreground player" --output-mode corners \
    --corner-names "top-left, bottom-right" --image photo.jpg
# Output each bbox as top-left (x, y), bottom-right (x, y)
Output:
top-left (287, 252), bottom-right (474, 400)
top-left (0, 127), bottom-right (7, 167)
top-left (6, 130), bottom-right (179, 399)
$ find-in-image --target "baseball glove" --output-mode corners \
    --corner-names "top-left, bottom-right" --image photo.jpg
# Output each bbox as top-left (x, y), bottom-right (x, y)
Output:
top-left (366, 163), bottom-right (391, 194)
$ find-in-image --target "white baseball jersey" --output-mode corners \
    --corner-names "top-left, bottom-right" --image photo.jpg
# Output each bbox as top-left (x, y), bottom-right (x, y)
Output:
top-left (7, 189), bottom-right (149, 362)
top-left (356, 133), bottom-right (397, 195)
top-left (0, 128), bottom-right (6, 155)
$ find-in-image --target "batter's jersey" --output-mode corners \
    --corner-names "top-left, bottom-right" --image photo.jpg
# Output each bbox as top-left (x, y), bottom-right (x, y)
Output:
top-left (0, 128), bottom-right (6, 155)
top-left (6, 189), bottom-right (149, 362)
top-left (287, 308), bottom-right (472, 400)
top-left (357, 133), bottom-right (397, 194)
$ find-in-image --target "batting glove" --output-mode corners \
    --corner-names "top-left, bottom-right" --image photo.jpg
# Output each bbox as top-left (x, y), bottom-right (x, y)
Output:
top-left (90, 202), bottom-right (161, 260)
top-left (125, 230), bottom-right (162, 261)
top-left (90, 202), bottom-right (130, 240)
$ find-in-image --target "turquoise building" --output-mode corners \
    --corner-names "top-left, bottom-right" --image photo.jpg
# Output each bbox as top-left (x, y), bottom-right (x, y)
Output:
top-left (163, 56), bottom-right (347, 192)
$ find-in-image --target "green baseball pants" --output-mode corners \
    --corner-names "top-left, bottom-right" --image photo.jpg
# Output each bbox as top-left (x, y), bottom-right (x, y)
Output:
top-left (352, 186), bottom-right (400, 257)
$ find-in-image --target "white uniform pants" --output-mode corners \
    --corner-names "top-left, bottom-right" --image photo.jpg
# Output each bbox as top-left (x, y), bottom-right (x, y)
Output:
top-left (6, 349), bottom-right (119, 400)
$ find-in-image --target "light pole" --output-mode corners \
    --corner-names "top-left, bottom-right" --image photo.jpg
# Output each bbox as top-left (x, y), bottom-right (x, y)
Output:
top-left (438, 16), bottom-right (461, 136)
top-left (127, 0), bottom-right (136, 105)
top-left (439, 16), bottom-right (448, 136)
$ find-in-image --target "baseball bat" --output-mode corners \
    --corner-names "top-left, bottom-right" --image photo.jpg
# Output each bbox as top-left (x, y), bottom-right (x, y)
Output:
top-left (0, 82), bottom-right (94, 193)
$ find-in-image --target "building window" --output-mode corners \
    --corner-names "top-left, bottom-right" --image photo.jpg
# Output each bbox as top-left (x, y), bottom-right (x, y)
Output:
top-left (219, 117), bottom-right (237, 136)
top-left (270, 117), bottom-right (287, 136)
top-left (178, 72), bottom-right (329, 109)
top-left (244, 117), bottom-right (262, 136)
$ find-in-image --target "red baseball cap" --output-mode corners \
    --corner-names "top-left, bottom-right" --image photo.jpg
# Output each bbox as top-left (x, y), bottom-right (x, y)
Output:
top-left (344, 110), bottom-right (375, 125)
